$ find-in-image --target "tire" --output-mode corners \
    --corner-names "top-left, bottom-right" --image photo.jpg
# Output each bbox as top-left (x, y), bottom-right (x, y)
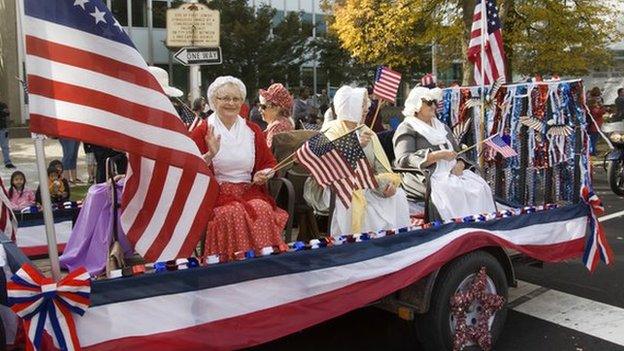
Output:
top-left (415, 250), bottom-right (508, 351)
top-left (607, 160), bottom-right (624, 196)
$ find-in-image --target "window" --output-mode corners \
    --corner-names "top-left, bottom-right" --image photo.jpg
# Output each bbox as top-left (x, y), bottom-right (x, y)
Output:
top-left (110, 0), bottom-right (128, 26)
top-left (132, 0), bottom-right (147, 27)
top-left (153, 1), bottom-right (168, 28)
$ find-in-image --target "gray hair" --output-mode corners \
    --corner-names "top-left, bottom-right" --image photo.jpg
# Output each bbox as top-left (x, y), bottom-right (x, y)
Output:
top-left (206, 76), bottom-right (247, 111)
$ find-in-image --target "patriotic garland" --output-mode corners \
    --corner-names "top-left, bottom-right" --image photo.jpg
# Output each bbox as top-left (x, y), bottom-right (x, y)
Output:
top-left (7, 264), bottom-right (91, 350)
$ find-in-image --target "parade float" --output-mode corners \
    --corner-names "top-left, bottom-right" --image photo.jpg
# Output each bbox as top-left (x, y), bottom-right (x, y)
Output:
top-left (0, 0), bottom-right (613, 350)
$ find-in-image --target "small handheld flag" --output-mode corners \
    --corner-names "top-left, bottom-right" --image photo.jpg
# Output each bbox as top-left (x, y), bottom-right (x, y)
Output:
top-left (373, 66), bottom-right (401, 103)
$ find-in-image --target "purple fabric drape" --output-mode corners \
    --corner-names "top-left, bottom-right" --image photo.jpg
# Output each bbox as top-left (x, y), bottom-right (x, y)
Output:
top-left (59, 182), bottom-right (133, 276)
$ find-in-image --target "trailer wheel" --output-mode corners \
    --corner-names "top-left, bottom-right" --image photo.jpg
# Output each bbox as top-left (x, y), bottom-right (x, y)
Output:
top-left (415, 250), bottom-right (508, 351)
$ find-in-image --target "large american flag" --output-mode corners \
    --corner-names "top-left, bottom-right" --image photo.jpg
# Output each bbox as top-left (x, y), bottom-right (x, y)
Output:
top-left (23, 0), bottom-right (217, 262)
top-left (295, 133), bottom-right (352, 188)
top-left (484, 134), bottom-right (517, 158)
top-left (467, 0), bottom-right (507, 85)
top-left (373, 66), bottom-right (401, 103)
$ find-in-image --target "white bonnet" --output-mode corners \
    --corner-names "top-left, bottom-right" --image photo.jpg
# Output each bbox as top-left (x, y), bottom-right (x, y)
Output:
top-left (206, 76), bottom-right (247, 110)
top-left (333, 86), bottom-right (369, 123)
top-left (402, 87), bottom-right (442, 117)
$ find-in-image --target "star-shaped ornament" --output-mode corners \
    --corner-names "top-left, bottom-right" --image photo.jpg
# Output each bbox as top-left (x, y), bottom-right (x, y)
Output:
top-left (74, 0), bottom-right (89, 10)
top-left (90, 7), bottom-right (107, 25)
top-left (449, 266), bottom-right (505, 351)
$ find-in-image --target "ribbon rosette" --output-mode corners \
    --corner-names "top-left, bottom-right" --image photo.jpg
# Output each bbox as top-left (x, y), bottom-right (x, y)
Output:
top-left (7, 264), bottom-right (91, 350)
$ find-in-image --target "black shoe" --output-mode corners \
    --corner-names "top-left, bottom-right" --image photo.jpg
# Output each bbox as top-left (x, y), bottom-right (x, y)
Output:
top-left (5, 163), bottom-right (15, 169)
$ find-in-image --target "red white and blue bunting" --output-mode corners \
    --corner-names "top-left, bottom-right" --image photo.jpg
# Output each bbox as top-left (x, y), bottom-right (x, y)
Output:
top-left (7, 264), bottom-right (91, 350)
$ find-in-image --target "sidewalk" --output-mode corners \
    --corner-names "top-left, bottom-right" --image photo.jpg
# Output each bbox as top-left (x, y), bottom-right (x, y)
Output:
top-left (0, 137), bottom-right (89, 188)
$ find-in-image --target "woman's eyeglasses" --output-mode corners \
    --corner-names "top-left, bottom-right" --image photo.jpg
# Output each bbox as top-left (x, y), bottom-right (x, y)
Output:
top-left (422, 99), bottom-right (438, 107)
top-left (216, 96), bottom-right (243, 103)
top-left (259, 103), bottom-right (275, 110)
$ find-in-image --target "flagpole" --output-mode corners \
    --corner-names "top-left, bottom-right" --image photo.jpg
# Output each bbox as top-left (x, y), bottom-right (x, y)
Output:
top-left (17, 0), bottom-right (61, 281)
top-left (478, 0), bottom-right (487, 167)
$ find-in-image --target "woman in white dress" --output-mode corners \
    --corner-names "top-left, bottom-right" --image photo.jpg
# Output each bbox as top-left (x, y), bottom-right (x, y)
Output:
top-left (305, 86), bottom-right (411, 236)
top-left (392, 86), bottom-right (496, 220)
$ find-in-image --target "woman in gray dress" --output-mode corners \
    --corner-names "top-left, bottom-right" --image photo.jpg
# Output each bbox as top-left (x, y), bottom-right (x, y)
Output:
top-left (393, 87), bottom-right (495, 220)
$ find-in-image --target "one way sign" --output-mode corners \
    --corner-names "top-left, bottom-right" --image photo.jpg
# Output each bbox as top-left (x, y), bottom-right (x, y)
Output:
top-left (174, 47), bottom-right (222, 66)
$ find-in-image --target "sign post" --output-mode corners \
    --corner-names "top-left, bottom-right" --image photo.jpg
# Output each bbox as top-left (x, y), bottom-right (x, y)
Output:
top-left (166, 1), bottom-right (220, 103)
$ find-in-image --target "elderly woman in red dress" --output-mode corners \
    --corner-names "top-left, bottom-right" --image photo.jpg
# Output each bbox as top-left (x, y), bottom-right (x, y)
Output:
top-left (191, 76), bottom-right (288, 260)
top-left (259, 83), bottom-right (294, 148)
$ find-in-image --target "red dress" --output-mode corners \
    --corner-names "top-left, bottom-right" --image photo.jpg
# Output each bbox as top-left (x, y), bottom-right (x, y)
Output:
top-left (191, 119), bottom-right (288, 260)
top-left (264, 117), bottom-right (294, 148)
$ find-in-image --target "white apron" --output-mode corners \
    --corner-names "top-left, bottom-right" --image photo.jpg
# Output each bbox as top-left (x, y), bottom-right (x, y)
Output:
top-left (406, 117), bottom-right (496, 220)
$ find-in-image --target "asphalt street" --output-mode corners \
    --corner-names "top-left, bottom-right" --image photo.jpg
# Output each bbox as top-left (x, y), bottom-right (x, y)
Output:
top-left (253, 167), bottom-right (624, 351)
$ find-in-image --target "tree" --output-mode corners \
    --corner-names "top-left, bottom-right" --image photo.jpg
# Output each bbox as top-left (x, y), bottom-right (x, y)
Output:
top-left (313, 32), bottom-right (371, 86)
top-left (328, 0), bottom-right (623, 83)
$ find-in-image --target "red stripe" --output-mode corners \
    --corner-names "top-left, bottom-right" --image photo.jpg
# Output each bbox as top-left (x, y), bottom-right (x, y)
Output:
top-left (29, 116), bottom-right (209, 174)
top-left (84, 234), bottom-right (585, 351)
top-left (20, 244), bottom-right (66, 257)
top-left (124, 162), bottom-right (168, 246)
top-left (176, 177), bottom-right (218, 258)
top-left (142, 168), bottom-right (197, 260)
top-left (297, 147), bottom-right (330, 186)
top-left (25, 35), bottom-right (162, 93)
top-left (27, 75), bottom-right (188, 135)
top-left (120, 155), bottom-right (142, 213)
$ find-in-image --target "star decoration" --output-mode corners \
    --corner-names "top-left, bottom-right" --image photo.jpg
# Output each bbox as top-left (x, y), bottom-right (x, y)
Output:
top-left (90, 7), bottom-right (107, 25)
top-left (449, 266), bottom-right (505, 351)
top-left (74, 0), bottom-right (89, 10)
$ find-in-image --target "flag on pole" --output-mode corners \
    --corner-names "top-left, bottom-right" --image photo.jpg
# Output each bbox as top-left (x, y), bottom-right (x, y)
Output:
top-left (467, 0), bottom-right (507, 85)
top-left (23, 0), bottom-right (218, 262)
top-left (373, 66), bottom-right (402, 103)
top-left (332, 131), bottom-right (378, 191)
top-left (484, 134), bottom-right (517, 158)
top-left (295, 133), bottom-right (353, 188)
top-left (0, 178), bottom-right (17, 241)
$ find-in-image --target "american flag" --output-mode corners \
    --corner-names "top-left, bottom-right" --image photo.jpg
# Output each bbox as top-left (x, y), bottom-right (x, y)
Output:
top-left (295, 133), bottom-right (353, 188)
top-left (484, 134), bottom-right (517, 158)
top-left (300, 121), bottom-right (322, 131)
top-left (332, 132), bottom-right (378, 191)
top-left (467, 0), bottom-right (507, 85)
top-left (0, 178), bottom-right (17, 241)
top-left (373, 66), bottom-right (401, 103)
top-left (23, 0), bottom-right (217, 262)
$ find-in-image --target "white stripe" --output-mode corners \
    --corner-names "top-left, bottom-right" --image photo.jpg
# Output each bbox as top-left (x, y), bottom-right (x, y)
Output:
top-left (511, 281), bottom-right (624, 346)
top-left (27, 55), bottom-right (177, 117)
top-left (158, 173), bottom-right (211, 260)
top-left (598, 209), bottom-right (624, 222)
top-left (76, 216), bottom-right (587, 346)
top-left (28, 95), bottom-right (199, 156)
top-left (24, 16), bottom-right (146, 70)
top-left (133, 166), bottom-right (182, 255)
top-left (120, 158), bottom-right (154, 231)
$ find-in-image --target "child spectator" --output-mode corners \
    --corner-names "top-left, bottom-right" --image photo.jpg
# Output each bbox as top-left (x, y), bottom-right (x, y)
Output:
top-left (8, 171), bottom-right (35, 210)
top-left (36, 160), bottom-right (70, 204)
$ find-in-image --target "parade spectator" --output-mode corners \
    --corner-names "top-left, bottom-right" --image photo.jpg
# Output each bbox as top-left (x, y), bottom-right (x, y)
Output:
top-left (393, 86), bottom-right (496, 220)
top-left (363, 87), bottom-right (384, 133)
top-left (92, 145), bottom-right (127, 183)
top-left (8, 171), bottom-right (35, 211)
top-left (614, 88), bottom-right (624, 122)
top-left (304, 86), bottom-right (410, 236)
top-left (292, 86), bottom-right (311, 129)
top-left (588, 98), bottom-right (605, 155)
top-left (318, 89), bottom-right (330, 115)
top-left (249, 98), bottom-right (267, 130)
top-left (190, 76), bottom-right (287, 260)
top-left (36, 160), bottom-right (70, 204)
top-left (59, 138), bottom-right (81, 184)
top-left (259, 83), bottom-right (294, 148)
top-left (0, 102), bottom-right (15, 169)
top-left (83, 143), bottom-right (96, 184)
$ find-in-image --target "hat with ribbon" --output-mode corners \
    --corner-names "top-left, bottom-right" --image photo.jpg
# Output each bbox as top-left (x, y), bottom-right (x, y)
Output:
top-left (259, 83), bottom-right (294, 113)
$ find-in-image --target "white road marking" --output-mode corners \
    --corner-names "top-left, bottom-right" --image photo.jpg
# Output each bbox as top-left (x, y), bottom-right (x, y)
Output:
top-left (509, 281), bottom-right (624, 346)
top-left (598, 210), bottom-right (624, 223)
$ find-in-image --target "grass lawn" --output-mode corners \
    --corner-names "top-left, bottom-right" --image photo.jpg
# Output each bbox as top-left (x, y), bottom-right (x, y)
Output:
top-left (70, 184), bottom-right (91, 201)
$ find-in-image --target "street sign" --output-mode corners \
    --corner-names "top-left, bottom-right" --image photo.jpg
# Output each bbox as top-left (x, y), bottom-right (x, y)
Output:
top-left (174, 47), bottom-right (222, 66)
top-left (166, 3), bottom-right (220, 47)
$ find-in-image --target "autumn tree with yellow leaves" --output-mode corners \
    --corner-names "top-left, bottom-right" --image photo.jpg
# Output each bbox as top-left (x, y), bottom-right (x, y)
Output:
top-left (328, 0), bottom-right (622, 83)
